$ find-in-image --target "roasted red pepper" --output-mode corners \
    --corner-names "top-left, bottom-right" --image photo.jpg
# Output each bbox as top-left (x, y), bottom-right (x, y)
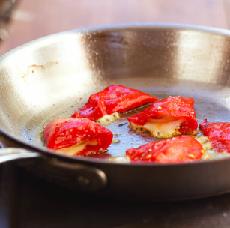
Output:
top-left (200, 119), bottom-right (230, 153)
top-left (43, 118), bottom-right (113, 156)
top-left (71, 85), bottom-right (157, 121)
top-left (126, 136), bottom-right (203, 163)
top-left (128, 96), bottom-right (198, 137)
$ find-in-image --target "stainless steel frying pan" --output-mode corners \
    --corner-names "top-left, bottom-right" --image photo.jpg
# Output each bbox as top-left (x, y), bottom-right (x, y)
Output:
top-left (0, 24), bottom-right (229, 201)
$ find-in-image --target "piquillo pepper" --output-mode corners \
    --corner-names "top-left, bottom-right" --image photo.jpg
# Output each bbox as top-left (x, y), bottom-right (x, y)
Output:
top-left (72, 85), bottom-right (157, 121)
top-left (128, 96), bottom-right (198, 138)
top-left (126, 135), bottom-right (203, 163)
top-left (200, 119), bottom-right (230, 153)
top-left (44, 118), bottom-right (113, 156)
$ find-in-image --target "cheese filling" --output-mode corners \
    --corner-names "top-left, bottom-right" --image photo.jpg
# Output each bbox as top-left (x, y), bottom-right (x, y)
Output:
top-left (97, 112), bottom-right (120, 125)
top-left (196, 136), bottom-right (230, 160)
top-left (130, 119), bottom-right (182, 138)
top-left (57, 140), bottom-right (97, 155)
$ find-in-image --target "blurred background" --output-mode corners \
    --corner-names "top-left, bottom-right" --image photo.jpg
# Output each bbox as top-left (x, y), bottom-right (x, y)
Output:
top-left (0, 0), bottom-right (229, 54)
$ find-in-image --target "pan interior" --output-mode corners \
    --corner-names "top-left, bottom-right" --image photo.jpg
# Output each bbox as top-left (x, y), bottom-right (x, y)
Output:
top-left (0, 26), bottom-right (229, 159)
top-left (21, 81), bottom-right (230, 158)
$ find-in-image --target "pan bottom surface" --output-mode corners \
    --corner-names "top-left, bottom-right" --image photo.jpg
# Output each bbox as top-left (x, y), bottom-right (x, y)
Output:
top-left (21, 78), bottom-right (230, 159)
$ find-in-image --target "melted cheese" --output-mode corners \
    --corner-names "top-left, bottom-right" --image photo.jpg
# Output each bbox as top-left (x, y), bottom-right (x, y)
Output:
top-left (195, 136), bottom-right (230, 160)
top-left (97, 112), bottom-right (120, 125)
top-left (130, 120), bottom-right (182, 138)
top-left (57, 141), bottom-right (97, 156)
top-left (196, 136), bottom-right (212, 150)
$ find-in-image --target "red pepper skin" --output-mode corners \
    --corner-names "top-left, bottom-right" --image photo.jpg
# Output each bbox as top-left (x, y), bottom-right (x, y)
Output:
top-left (43, 118), bottom-right (113, 155)
top-left (128, 96), bottom-right (198, 134)
top-left (200, 120), bottom-right (230, 153)
top-left (71, 85), bottom-right (157, 121)
top-left (126, 136), bottom-right (203, 163)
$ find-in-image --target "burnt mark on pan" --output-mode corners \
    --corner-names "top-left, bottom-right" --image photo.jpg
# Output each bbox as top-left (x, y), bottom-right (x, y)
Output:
top-left (21, 61), bottom-right (59, 78)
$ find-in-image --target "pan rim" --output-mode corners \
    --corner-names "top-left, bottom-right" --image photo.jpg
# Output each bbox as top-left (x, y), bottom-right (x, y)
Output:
top-left (0, 22), bottom-right (230, 166)
top-left (2, 22), bottom-right (230, 61)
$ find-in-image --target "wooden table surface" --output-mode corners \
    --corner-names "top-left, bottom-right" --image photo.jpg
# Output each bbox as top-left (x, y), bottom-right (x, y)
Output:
top-left (0, 0), bottom-right (230, 53)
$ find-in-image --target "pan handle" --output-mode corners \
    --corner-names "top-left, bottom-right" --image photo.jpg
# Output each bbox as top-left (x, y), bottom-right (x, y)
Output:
top-left (0, 147), bottom-right (108, 191)
top-left (0, 135), bottom-right (107, 191)
top-left (0, 147), bottom-right (107, 191)
top-left (0, 148), bottom-right (39, 163)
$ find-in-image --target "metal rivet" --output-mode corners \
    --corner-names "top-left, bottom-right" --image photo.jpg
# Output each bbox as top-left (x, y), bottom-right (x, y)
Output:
top-left (77, 175), bottom-right (90, 186)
